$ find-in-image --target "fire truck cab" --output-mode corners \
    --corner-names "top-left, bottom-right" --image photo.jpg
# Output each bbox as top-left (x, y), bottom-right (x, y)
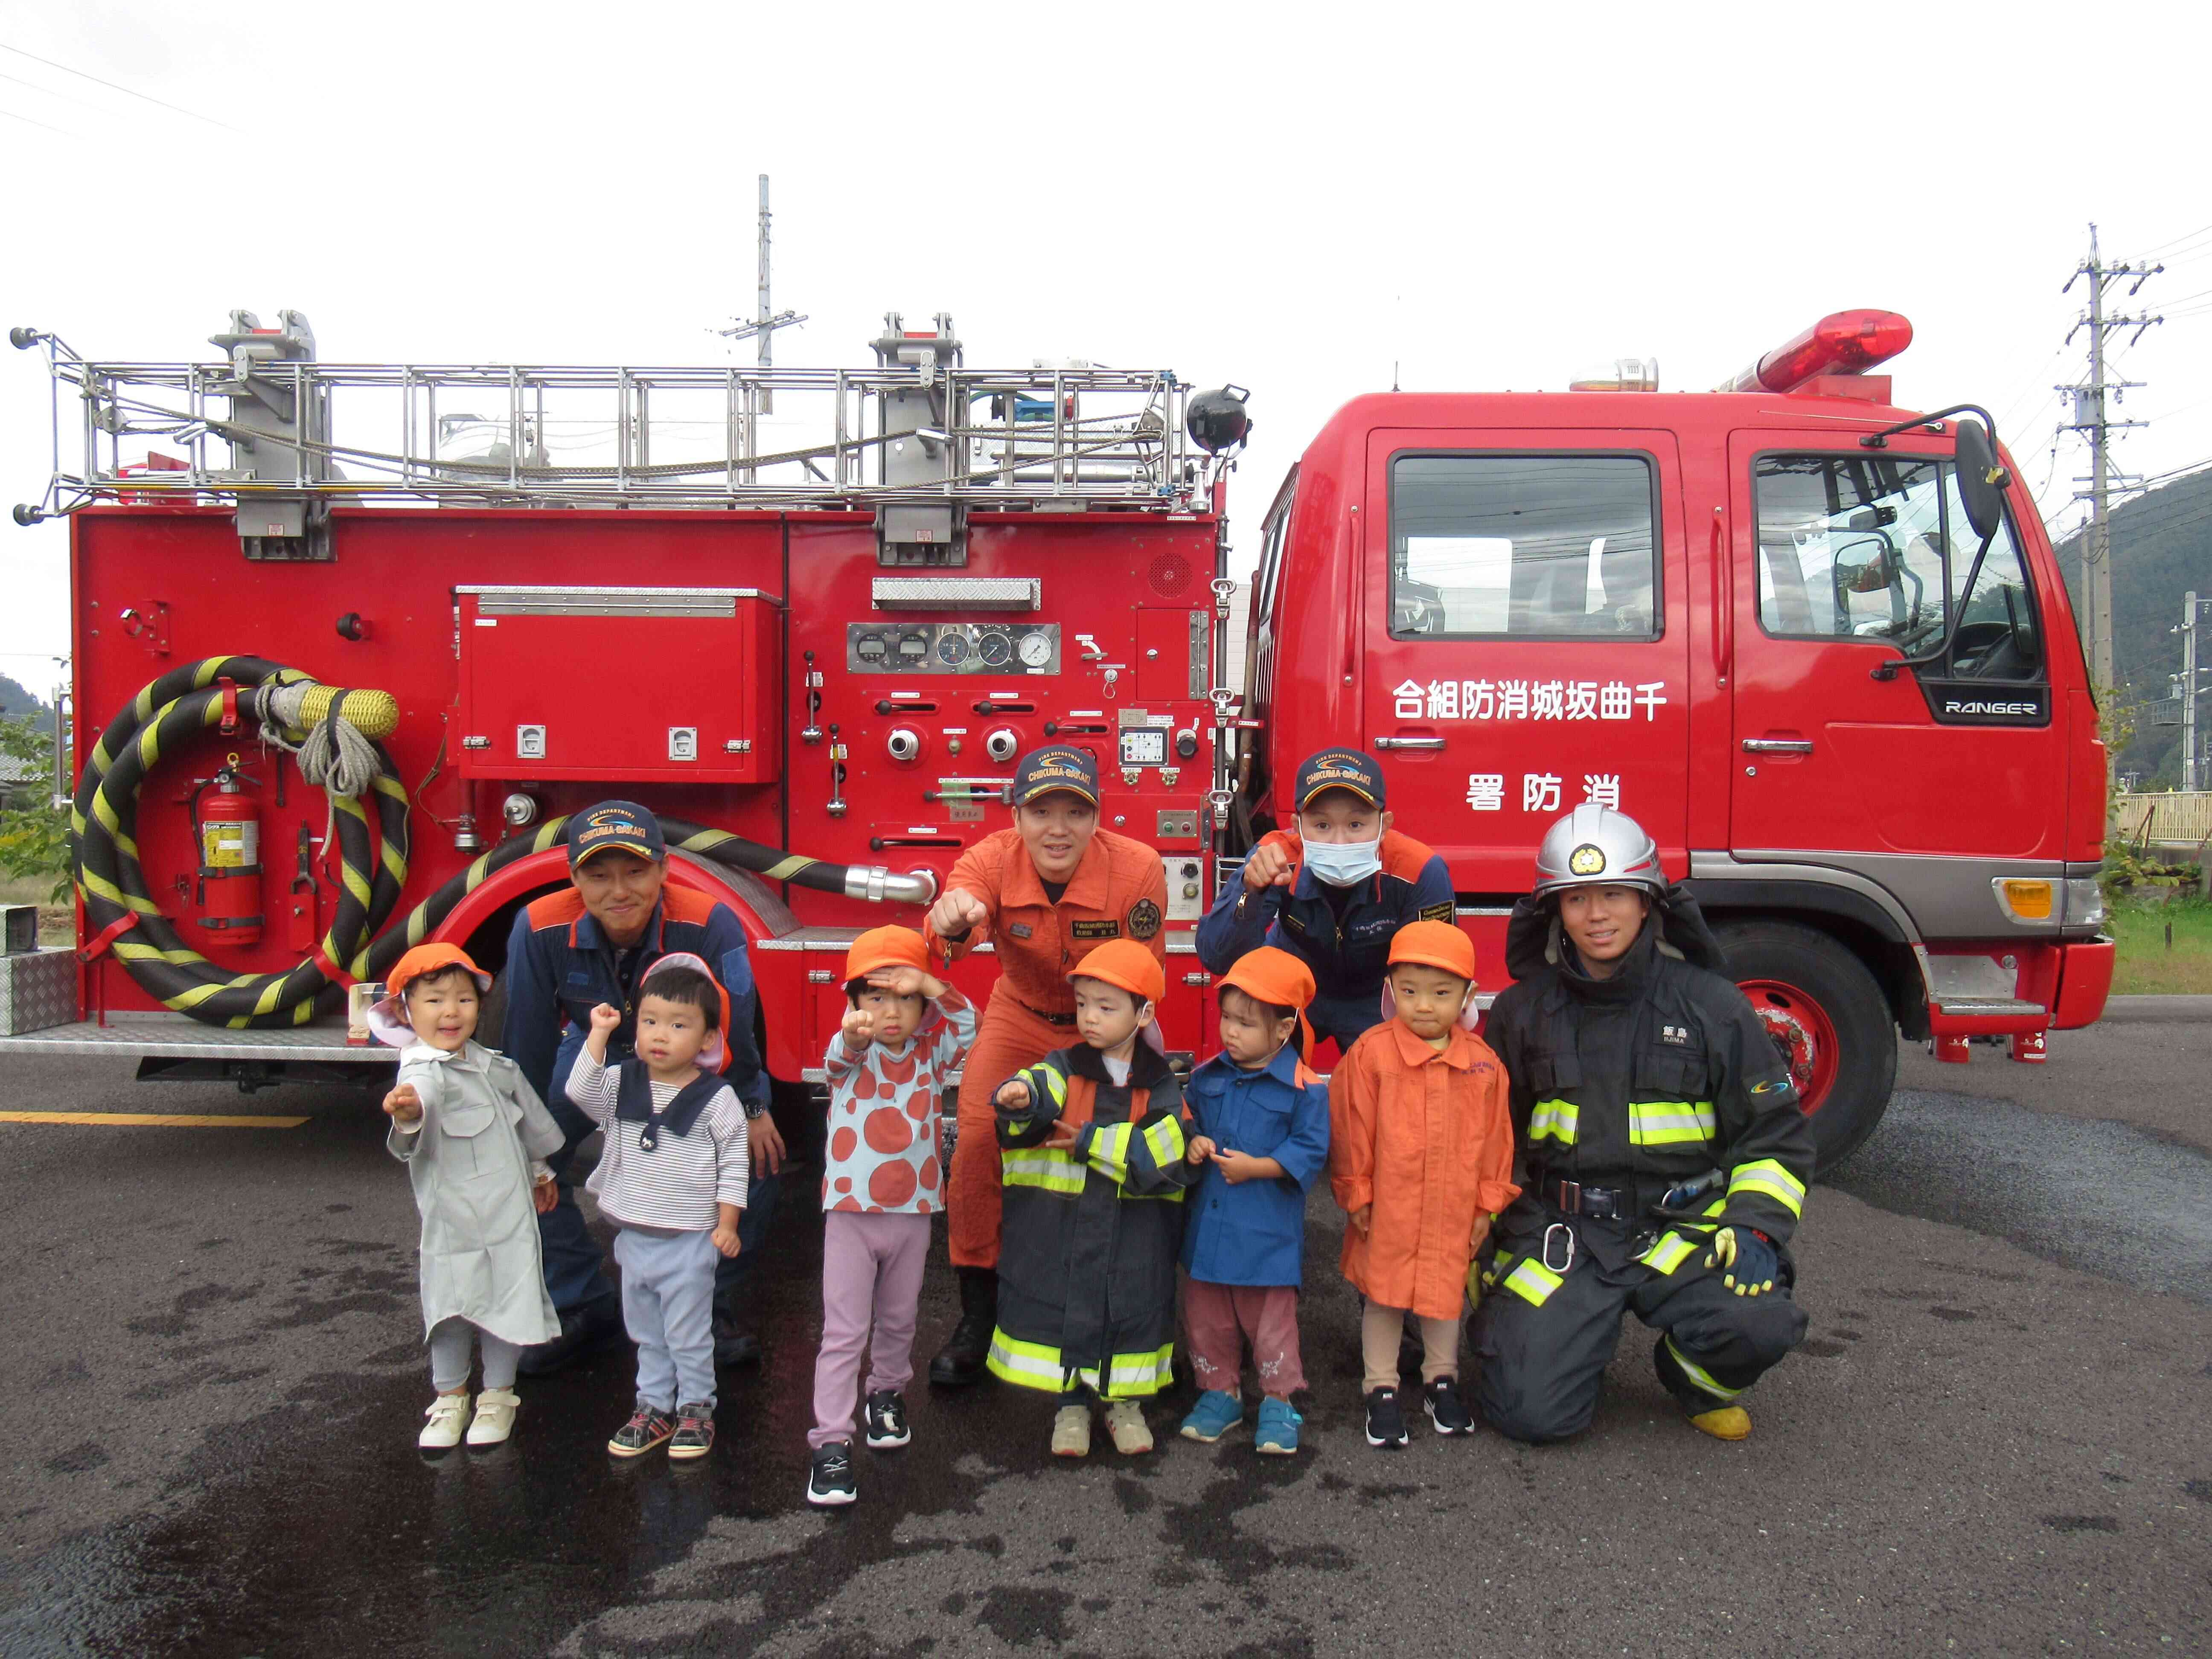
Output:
top-left (1240, 312), bottom-right (2112, 1164)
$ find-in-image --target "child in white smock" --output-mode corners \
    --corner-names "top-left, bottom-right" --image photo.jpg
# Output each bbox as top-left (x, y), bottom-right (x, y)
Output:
top-left (378, 943), bottom-right (564, 1449)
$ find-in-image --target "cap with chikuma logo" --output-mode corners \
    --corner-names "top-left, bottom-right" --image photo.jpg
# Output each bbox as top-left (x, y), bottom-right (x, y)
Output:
top-left (1013, 745), bottom-right (1100, 808)
top-left (568, 800), bottom-right (666, 870)
top-left (1294, 747), bottom-right (1386, 811)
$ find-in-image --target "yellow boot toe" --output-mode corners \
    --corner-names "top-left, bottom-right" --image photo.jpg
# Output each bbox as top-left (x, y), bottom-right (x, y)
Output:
top-left (1689, 1406), bottom-right (1751, 1441)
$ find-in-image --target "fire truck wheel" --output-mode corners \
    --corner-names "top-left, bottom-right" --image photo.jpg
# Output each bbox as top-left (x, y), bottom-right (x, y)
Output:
top-left (1710, 919), bottom-right (1896, 1176)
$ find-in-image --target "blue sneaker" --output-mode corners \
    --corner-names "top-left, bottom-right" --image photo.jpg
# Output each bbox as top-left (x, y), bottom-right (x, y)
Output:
top-left (1178, 1389), bottom-right (1243, 1443)
top-left (1255, 1397), bottom-right (1303, 1455)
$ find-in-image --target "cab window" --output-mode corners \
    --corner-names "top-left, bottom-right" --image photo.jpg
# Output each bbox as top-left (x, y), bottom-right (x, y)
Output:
top-left (1753, 454), bottom-right (2043, 681)
top-left (1389, 454), bottom-right (1659, 638)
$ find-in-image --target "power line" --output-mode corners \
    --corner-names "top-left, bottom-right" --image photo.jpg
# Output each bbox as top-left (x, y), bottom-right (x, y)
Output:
top-left (0, 103), bottom-right (73, 136)
top-left (2139, 219), bottom-right (2212, 258)
top-left (0, 41), bottom-right (242, 133)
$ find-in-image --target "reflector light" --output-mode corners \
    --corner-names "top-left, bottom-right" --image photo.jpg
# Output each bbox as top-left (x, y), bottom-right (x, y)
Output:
top-left (1995, 878), bottom-right (2054, 922)
top-left (1720, 310), bottom-right (1913, 395)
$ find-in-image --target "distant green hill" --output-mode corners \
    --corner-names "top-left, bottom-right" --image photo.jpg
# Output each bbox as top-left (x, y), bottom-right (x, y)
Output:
top-left (2052, 465), bottom-right (2212, 787)
top-left (0, 675), bottom-right (52, 722)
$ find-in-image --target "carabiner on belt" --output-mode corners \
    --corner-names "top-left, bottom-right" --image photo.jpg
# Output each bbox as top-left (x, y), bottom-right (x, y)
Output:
top-left (1541, 1221), bottom-right (1576, 1275)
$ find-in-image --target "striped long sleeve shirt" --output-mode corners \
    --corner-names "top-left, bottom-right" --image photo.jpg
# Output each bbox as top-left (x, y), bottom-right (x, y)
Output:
top-left (566, 1050), bottom-right (749, 1231)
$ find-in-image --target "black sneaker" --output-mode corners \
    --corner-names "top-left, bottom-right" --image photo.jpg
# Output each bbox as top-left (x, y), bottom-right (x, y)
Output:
top-left (608, 1405), bottom-right (675, 1458)
top-left (808, 1440), bottom-right (858, 1507)
top-left (1423, 1376), bottom-right (1475, 1436)
top-left (864, 1388), bottom-right (911, 1449)
top-left (668, 1403), bottom-right (716, 1461)
top-left (1364, 1386), bottom-right (1409, 1449)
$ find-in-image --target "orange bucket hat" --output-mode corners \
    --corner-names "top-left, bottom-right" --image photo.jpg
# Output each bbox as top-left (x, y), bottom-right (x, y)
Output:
top-left (1220, 945), bottom-right (1318, 1062)
top-left (1067, 938), bottom-right (1166, 1008)
top-left (843, 925), bottom-right (930, 984)
top-left (1384, 920), bottom-right (1481, 1032)
top-left (370, 943), bottom-right (494, 1047)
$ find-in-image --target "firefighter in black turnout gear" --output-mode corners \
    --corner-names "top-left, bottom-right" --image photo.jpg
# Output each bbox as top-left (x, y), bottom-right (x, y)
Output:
top-left (1472, 806), bottom-right (1814, 1443)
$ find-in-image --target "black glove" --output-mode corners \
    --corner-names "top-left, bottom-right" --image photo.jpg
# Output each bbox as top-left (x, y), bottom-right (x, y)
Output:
top-left (1704, 1227), bottom-right (1779, 1296)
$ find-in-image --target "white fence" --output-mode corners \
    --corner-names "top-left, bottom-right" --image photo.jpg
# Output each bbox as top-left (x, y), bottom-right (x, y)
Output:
top-left (2116, 791), bottom-right (2212, 847)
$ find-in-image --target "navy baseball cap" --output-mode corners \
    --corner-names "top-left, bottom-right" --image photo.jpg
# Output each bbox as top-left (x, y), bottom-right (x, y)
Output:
top-left (1295, 747), bottom-right (1386, 811)
top-left (568, 800), bottom-right (666, 870)
top-left (1013, 745), bottom-right (1100, 808)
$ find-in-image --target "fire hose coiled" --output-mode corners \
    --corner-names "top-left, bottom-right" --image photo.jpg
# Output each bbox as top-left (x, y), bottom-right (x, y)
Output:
top-left (72, 658), bottom-right (914, 1029)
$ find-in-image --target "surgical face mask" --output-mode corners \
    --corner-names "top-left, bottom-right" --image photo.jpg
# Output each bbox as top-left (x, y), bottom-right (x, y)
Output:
top-left (1301, 835), bottom-right (1382, 888)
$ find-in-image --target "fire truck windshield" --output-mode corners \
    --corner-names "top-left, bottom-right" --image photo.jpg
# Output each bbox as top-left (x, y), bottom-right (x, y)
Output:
top-left (1753, 454), bottom-right (2040, 679)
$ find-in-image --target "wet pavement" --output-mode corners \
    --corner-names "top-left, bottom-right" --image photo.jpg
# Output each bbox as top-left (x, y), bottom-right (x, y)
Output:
top-left (2, 1002), bottom-right (2209, 1656)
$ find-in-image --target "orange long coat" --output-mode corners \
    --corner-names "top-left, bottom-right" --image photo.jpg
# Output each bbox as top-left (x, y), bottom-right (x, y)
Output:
top-left (1329, 1018), bottom-right (1520, 1321)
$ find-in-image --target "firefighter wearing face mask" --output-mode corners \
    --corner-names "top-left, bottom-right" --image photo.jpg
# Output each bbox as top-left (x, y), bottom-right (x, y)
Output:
top-left (1196, 748), bottom-right (1455, 1057)
top-left (1472, 805), bottom-right (1815, 1444)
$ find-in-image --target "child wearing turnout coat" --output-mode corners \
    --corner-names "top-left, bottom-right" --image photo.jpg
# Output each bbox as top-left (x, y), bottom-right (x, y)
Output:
top-left (805, 926), bottom-right (975, 1508)
top-left (376, 943), bottom-right (565, 1451)
top-left (990, 939), bottom-right (1199, 1458)
top-left (1177, 947), bottom-right (1331, 1455)
top-left (1330, 920), bottom-right (1518, 1448)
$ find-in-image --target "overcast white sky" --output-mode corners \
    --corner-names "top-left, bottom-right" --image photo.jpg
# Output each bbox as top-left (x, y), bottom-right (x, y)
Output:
top-left (4, 0), bottom-right (2210, 690)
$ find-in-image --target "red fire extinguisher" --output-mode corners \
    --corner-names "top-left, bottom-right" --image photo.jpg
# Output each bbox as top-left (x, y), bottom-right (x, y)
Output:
top-left (193, 762), bottom-right (263, 947)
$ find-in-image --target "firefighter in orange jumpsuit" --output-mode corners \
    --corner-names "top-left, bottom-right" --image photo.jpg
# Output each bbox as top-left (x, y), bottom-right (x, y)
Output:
top-left (922, 745), bottom-right (1170, 1386)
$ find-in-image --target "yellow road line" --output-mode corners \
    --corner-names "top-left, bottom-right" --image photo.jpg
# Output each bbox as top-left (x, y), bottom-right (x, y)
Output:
top-left (0, 1111), bottom-right (309, 1129)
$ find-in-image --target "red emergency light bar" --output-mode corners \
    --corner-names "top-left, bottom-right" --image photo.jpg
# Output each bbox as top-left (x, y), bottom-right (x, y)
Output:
top-left (1720, 309), bottom-right (1913, 395)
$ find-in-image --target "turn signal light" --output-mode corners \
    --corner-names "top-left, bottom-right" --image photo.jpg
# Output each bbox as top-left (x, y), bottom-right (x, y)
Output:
top-left (1995, 878), bottom-right (2054, 921)
top-left (1720, 310), bottom-right (1913, 395)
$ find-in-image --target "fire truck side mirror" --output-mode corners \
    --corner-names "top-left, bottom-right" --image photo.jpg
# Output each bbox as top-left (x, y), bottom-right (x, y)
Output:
top-left (1953, 420), bottom-right (2008, 544)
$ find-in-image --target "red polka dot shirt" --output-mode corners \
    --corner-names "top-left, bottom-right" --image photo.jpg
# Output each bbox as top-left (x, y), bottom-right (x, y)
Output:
top-left (820, 987), bottom-right (975, 1215)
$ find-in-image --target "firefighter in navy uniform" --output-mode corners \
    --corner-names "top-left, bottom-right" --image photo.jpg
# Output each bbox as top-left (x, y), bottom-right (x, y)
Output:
top-left (1473, 806), bottom-right (1813, 1443)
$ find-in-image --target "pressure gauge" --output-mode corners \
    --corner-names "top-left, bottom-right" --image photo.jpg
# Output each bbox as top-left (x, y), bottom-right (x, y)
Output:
top-left (1017, 631), bottom-right (1052, 668)
top-left (855, 632), bottom-right (888, 663)
top-left (895, 631), bottom-right (930, 661)
top-left (936, 631), bottom-right (969, 667)
top-left (977, 630), bottom-right (1013, 667)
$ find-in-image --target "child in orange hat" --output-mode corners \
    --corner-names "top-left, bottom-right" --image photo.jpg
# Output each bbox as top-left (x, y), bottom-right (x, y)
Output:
top-left (1177, 946), bottom-right (1331, 1455)
top-left (990, 939), bottom-right (1198, 1459)
top-left (376, 943), bottom-right (565, 1451)
top-left (805, 926), bottom-right (974, 1508)
top-left (1329, 920), bottom-right (1519, 1449)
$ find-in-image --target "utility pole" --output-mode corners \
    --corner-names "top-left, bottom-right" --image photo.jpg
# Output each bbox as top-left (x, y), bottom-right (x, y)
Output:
top-left (713, 172), bottom-right (807, 417)
top-left (2059, 223), bottom-right (2163, 695)
top-left (2181, 591), bottom-right (2203, 792)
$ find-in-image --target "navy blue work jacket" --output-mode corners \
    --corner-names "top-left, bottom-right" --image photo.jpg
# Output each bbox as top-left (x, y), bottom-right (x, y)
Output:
top-left (1179, 1041), bottom-right (1331, 1288)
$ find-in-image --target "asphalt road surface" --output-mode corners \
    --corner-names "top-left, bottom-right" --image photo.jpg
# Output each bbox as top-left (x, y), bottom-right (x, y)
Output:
top-left (2, 999), bottom-right (2208, 1656)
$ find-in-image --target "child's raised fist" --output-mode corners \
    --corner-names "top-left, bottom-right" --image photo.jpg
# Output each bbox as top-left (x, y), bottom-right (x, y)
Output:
top-left (840, 1005), bottom-right (877, 1051)
top-left (383, 1082), bottom-right (423, 1123)
top-left (993, 1078), bottom-right (1032, 1111)
top-left (588, 1003), bottom-right (621, 1034)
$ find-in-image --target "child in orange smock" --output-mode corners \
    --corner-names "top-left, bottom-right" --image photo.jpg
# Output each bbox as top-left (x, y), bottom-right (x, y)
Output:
top-left (1329, 920), bottom-right (1518, 1448)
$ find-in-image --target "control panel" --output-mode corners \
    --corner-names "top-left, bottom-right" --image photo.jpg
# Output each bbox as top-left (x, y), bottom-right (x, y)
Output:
top-left (847, 622), bottom-right (1061, 675)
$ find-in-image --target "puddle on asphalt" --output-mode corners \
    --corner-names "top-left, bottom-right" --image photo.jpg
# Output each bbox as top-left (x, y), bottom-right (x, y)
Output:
top-left (1827, 1087), bottom-right (2212, 1305)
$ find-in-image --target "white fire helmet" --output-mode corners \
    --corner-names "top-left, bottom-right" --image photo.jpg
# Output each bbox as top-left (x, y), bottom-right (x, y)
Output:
top-left (1532, 805), bottom-right (1666, 899)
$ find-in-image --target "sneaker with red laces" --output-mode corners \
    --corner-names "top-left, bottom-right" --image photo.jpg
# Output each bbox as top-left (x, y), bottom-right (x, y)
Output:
top-left (608, 1404), bottom-right (675, 1458)
top-left (668, 1402), bottom-right (716, 1461)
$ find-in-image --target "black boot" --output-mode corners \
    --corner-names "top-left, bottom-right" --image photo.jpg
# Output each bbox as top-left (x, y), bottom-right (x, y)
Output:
top-left (928, 1267), bottom-right (997, 1387)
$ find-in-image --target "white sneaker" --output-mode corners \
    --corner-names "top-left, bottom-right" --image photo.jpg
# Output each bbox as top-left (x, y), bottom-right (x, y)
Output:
top-left (467, 1387), bottom-right (519, 1446)
top-left (1103, 1400), bottom-right (1154, 1455)
top-left (419, 1392), bottom-right (469, 1449)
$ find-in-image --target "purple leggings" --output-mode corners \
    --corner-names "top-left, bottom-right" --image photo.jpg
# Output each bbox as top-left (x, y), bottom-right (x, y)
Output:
top-left (809, 1211), bottom-right (931, 1448)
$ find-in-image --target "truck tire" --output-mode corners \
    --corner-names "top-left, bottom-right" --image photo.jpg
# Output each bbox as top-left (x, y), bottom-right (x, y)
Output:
top-left (1708, 919), bottom-right (1895, 1175)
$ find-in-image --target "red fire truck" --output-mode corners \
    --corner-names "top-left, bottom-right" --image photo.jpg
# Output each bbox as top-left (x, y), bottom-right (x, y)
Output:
top-left (3, 306), bottom-right (2111, 1169)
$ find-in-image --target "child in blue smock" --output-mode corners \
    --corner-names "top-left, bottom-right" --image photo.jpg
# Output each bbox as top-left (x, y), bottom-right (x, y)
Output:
top-left (1177, 946), bottom-right (1331, 1454)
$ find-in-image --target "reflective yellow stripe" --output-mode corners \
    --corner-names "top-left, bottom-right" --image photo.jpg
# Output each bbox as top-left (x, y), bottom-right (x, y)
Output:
top-left (985, 1331), bottom-right (1066, 1391)
top-left (1020, 1063), bottom-right (1068, 1109)
top-left (1141, 1115), bottom-right (1184, 1168)
top-left (1503, 1257), bottom-right (1563, 1307)
top-left (1001, 1150), bottom-right (1086, 1194)
top-left (1665, 1336), bottom-right (1742, 1401)
top-left (1629, 1100), bottom-right (1717, 1147)
top-left (1530, 1099), bottom-right (1578, 1145)
top-left (1104, 1343), bottom-right (1175, 1397)
top-left (1086, 1121), bottom-right (1133, 1176)
top-left (1728, 1158), bottom-right (1806, 1218)
top-left (1642, 1232), bottom-right (1698, 1275)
